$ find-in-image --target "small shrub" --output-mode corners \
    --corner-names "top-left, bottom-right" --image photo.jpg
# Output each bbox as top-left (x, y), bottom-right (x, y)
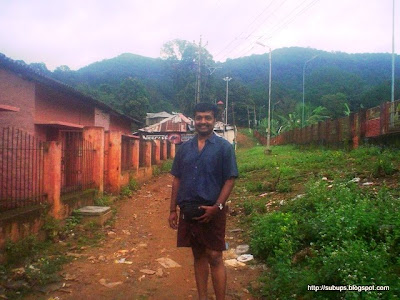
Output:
top-left (152, 165), bottom-right (161, 176)
top-left (4, 236), bottom-right (40, 265)
top-left (276, 180), bottom-right (292, 193)
top-left (242, 198), bottom-right (267, 215)
top-left (161, 160), bottom-right (173, 172)
top-left (250, 212), bottom-right (299, 261)
top-left (373, 153), bottom-right (397, 177)
top-left (129, 179), bottom-right (139, 191)
top-left (120, 186), bottom-right (132, 197)
top-left (94, 194), bottom-right (112, 206)
top-left (41, 215), bottom-right (62, 241)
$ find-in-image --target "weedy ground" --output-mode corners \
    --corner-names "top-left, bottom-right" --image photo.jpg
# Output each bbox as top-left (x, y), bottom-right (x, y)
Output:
top-left (232, 129), bottom-right (400, 299)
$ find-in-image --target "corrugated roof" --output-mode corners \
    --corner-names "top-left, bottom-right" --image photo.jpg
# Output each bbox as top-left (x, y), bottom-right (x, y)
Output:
top-left (140, 113), bottom-right (192, 133)
top-left (146, 111), bottom-right (173, 119)
top-left (0, 53), bottom-right (142, 125)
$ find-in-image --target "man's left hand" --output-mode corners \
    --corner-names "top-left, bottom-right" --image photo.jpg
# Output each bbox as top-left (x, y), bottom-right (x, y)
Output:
top-left (194, 205), bottom-right (219, 223)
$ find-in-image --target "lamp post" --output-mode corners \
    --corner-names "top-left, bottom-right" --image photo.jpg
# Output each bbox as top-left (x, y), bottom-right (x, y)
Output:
top-left (256, 41), bottom-right (272, 154)
top-left (302, 55), bottom-right (319, 127)
top-left (223, 77), bottom-right (232, 124)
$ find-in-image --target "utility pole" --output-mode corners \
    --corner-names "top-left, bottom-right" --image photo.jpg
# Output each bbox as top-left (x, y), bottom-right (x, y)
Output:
top-left (391, 0), bottom-right (395, 127)
top-left (253, 105), bottom-right (257, 128)
top-left (195, 36), bottom-right (202, 104)
top-left (247, 106), bottom-right (251, 131)
top-left (231, 101), bottom-right (236, 127)
top-left (223, 77), bottom-right (232, 124)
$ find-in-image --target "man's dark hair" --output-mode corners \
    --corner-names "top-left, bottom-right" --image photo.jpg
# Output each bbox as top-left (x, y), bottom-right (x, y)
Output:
top-left (193, 102), bottom-right (218, 118)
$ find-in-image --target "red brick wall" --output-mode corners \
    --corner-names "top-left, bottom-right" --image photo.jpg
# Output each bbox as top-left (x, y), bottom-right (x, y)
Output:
top-left (0, 69), bottom-right (36, 134)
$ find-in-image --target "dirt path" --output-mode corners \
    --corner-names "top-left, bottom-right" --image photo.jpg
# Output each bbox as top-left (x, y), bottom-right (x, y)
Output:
top-left (36, 171), bottom-right (261, 300)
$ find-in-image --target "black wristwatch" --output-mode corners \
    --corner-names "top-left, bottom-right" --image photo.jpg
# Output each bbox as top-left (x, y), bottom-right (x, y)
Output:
top-left (215, 203), bottom-right (223, 210)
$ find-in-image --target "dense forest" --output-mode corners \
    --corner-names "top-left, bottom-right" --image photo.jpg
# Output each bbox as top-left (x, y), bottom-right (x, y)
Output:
top-left (28, 40), bottom-right (400, 134)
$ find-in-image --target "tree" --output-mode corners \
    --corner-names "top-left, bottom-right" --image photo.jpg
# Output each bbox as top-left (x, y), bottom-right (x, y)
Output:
top-left (161, 39), bottom-right (215, 111)
top-left (117, 78), bottom-right (150, 122)
top-left (29, 62), bottom-right (50, 74)
top-left (320, 93), bottom-right (349, 119)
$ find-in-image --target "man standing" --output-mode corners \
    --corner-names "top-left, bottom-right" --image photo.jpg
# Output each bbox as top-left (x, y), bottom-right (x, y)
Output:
top-left (168, 102), bottom-right (238, 300)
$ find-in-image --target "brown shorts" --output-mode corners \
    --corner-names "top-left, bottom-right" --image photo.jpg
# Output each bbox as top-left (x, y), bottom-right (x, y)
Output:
top-left (177, 207), bottom-right (227, 251)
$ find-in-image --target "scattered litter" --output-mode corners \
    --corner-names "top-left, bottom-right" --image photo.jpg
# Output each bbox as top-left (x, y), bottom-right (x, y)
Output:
top-left (235, 245), bottom-right (250, 255)
top-left (63, 273), bottom-right (77, 281)
top-left (98, 255), bottom-right (106, 262)
top-left (223, 249), bottom-right (237, 260)
top-left (229, 228), bottom-right (243, 233)
top-left (349, 177), bottom-right (361, 183)
top-left (115, 258), bottom-right (133, 264)
top-left (279, 200), bottom-right (285, 206)
top-left (99, 279), bottom-right (123, 288)
top-left (11, 267), bottom-right (25, 276)
top-left (156, 257), bottom-right (181, 268)
top-left (322, 177), bottom-right (328, 181)
top-left (327, 185), bottom-right (333, 188)
top-left (237, 254), bottom-right (254, 263)
top-left (138, 275), bottom-right (146, 281)
top-left (362, 182), bottom-right (374, 186)
top-left (156, 268), bottom-right (164, 277)
top-left (140, 269), bottom-right (156, 275)
top-left (259, 193), bottom-right (269, 197)
top-left (224, 259), bottom-right (246, 267)
top-left (167, 185), bottom-right (172, 188)
top-left (291, 194), bottom-right (305, 201)
top-left (66, 252), bottom-right (85, 258)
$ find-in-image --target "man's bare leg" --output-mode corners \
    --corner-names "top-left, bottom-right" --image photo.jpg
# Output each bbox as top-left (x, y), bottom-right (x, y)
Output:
top-left (192, 247), bottom-right (209, 300)
top-left (206, 249), bottom-right (226, 300)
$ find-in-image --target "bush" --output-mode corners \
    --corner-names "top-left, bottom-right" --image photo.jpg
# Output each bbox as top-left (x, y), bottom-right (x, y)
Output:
top-left (129, 179), bottom-right (139, 191)
top-left (252, 180), bottom-right (400, 299)
top-left (94, 194), bottom-right (112, 206)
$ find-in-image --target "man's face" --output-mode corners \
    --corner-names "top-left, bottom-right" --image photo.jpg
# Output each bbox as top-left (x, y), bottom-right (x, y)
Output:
top-left (194, 111), bottom-right (216, 136)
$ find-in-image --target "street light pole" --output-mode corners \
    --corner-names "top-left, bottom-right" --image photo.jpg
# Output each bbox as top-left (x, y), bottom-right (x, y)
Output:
top-left (256, 41), bottom-right (272, 154)
top-left (223, 77), bottom-right (232, 124)
top-left (302, 55), bottom-right (319, 127)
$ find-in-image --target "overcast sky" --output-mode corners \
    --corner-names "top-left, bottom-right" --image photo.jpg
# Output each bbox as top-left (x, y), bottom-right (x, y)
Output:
top-left (0, 0), bottom-right (398, 70)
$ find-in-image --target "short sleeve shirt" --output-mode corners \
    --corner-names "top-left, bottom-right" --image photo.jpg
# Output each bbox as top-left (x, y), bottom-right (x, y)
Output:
top-left (171, 133), bottom-right (238, 206)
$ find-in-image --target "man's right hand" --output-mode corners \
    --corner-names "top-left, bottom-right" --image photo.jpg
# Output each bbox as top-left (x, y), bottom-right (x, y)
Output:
top-left (168, 211), bottom-right (178, 230)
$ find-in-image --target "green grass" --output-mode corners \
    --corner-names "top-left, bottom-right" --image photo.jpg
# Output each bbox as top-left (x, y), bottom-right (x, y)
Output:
top-left (234, 144), bottom-right (400, 299)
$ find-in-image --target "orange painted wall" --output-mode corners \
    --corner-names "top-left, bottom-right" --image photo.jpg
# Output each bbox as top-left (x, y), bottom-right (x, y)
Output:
top-left (35, 85), bottom-right (94, 127)
top-left (109, 114), bottom-right (133, 134)
top-left (0, 69), bottom-right (36, 134)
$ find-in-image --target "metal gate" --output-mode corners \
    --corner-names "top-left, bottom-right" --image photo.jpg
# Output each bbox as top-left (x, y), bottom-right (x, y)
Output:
top-left (60, 130), bottom-right (95, 194)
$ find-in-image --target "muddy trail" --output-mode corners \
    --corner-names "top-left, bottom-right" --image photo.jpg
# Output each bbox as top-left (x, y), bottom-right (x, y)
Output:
top-left (25, 133), bottom-right (261, 300)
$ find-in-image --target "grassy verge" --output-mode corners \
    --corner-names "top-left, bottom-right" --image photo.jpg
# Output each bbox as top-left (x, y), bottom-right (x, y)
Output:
top-left (233, 144), bottom-right (400, 299)
top-left (0, 190), bottom-right (129, 299)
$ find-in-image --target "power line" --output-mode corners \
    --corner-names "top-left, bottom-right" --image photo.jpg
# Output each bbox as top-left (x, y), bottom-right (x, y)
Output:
top-left (214, 0), bottom-right (278, 60)
top-left (217, 0), bottom-right (321, 62)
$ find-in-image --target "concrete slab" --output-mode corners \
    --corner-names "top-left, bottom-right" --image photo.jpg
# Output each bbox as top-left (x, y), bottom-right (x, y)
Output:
top-left (75, 206), bottom-right (112, 226)
top-left (75, 206), bottom-right (111, 215)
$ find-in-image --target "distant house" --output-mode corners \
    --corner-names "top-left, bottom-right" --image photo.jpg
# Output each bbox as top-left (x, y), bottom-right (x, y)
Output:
top-left (145, 111), bottom-right (173, 126)
top-left (139, 112), bottom-right (194, 144)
